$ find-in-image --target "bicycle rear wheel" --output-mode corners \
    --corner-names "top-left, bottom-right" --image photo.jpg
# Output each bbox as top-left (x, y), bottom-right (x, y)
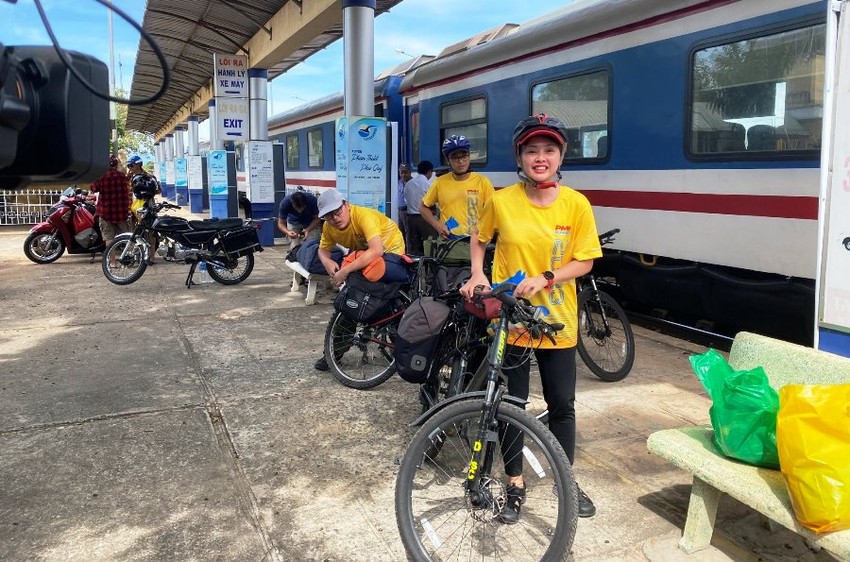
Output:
top-left (324, 311), bottom-right (397, 389)
top-left (577, 288), bottom-right (635, 382)
top-left (395, 399), bottom-right (577, 561)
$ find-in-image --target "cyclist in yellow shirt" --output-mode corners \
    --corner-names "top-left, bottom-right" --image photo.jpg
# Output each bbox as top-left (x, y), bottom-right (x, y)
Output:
top-left (313, 188), bottom-right (408, 372)
top-left (461, 114), bottom-right (602, 524)
top-left (419, 135), bottom-right (495, 237)
top-left (316, 188), bottom-right (407, 287)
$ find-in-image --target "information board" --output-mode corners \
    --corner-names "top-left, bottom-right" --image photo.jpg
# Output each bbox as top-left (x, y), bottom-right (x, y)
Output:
top-left (245, 141), bottom-right (275, 203)
top-left (207, 150), bottom-right (229, 195)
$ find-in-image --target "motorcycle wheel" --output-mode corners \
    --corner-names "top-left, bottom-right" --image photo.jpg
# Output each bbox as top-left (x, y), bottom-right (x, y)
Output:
top-left (207, 253), bottom-right (255, 285)
top-left (23, 232), bottom-right (65, 264)
top-left (102, 233), bottom-right (147, 285)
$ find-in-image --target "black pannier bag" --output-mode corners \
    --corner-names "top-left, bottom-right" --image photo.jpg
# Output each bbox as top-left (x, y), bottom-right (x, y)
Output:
top-left (432, 264), bottom-right (471, 295)
top-left (333, 271), bottom-right (403, 323)
top-left (220, 226), bottom-right (262, 258)
top-left (394, 297), bottom-right (452, 383)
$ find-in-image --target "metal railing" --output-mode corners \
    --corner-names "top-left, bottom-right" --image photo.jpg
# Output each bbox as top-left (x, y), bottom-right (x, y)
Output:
top-left (0, 189), bottom-right (63, 226)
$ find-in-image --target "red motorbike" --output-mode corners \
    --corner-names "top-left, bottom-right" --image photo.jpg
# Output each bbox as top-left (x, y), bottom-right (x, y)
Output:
top-left (23, 186), bottom-right (105, 264)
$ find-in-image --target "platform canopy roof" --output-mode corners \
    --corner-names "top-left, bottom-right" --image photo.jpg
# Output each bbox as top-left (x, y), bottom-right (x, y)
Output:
top-left (126, 0), bottom-right (404, 138)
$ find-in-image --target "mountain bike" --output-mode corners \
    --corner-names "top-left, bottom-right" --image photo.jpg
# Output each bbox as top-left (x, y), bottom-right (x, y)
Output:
top-left (577, 228), bottom-right (635, 382)
top-left (395, 284), bottom-right (578, 562)
top-left (323, 256), bottom-right (427, 390)
top-left (323, 236), bottom-right (484, 392)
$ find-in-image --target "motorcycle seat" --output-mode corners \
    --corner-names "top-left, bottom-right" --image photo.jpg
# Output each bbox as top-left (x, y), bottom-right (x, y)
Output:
top-left (188, 218), bottom-right (244, 231)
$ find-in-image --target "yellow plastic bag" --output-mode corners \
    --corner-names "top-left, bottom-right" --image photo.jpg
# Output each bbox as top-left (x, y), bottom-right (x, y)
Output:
top-left (130, 197), bottom-right (146, 216)
top-left (777, 382), bottom-right (850, 534)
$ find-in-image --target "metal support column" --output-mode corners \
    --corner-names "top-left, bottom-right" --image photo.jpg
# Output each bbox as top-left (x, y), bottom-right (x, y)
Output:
top-left (342, 0), bottom-right (376, 117)
top-left (249, 68), bottom-right (269, 141)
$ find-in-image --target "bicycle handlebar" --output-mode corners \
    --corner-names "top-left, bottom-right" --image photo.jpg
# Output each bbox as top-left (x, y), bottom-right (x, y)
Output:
top-left (599, 228), bottom-right (620, 246)
top-left (473, 283), bottom-right (563, 344)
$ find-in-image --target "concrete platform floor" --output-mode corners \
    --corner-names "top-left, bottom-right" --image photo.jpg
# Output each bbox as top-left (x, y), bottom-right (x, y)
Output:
top-left (0, 211), bottom-right (840, 561)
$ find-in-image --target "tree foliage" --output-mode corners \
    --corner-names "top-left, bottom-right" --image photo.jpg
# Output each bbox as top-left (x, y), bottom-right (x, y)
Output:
top-left (112, 88), bottom-right (154, 159)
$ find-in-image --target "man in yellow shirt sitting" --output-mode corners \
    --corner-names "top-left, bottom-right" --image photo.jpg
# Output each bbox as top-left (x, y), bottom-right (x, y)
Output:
top-left (316, 188), bottom-right (407, 286)
top-left (314, 188), bottom-right (409, 372)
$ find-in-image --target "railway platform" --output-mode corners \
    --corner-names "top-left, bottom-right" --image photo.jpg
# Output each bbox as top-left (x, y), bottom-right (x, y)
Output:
top-left (0, 211), bottom-right (840, 562)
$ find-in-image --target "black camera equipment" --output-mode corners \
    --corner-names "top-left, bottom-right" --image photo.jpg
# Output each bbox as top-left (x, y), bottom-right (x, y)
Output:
top-left (0, 43), bottom-right (109, 189)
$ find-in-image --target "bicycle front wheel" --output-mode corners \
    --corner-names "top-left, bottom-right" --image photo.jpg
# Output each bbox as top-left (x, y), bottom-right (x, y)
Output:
top-left (395, 400), bottom-right (577, 562)
top-left (577, 288), bottom-right (635, 382)
top-left (324, 311), bottom-right (397, 389)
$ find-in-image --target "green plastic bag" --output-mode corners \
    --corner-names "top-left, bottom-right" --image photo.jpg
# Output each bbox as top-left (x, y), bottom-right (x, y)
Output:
top-left (689, 349), bottom-right (780, 468)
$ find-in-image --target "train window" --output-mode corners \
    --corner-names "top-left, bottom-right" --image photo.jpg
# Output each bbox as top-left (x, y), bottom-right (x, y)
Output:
top-left (440, 97), bottom-right (487, 165)
top-left (286, 134), bottom-right (299, 170)
top-left (690, 23), bottom-right (825, 156)
top-left (307, 129), bottom-right (323, 168)
top-left (531, 70), bottom-right (609, 161)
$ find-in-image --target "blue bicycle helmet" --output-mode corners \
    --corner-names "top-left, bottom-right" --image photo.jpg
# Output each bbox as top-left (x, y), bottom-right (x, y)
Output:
top-left (127, 155), bottom-right (144, 167)
top-left (441, 135), bottom-right (471, 156)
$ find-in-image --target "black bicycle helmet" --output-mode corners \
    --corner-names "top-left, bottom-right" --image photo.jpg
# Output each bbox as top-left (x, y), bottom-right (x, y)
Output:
top-left (511, 113), bottom-right (569, 156)
top-left (132, 173), bottom-right (159, 199)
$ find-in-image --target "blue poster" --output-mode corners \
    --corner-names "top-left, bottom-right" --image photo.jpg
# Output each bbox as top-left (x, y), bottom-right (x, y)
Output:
top-left (174, 158), bottom-right (188, 187)
top-left (334, 117), bottom-right (348, 198)
top-left (346, 117), bottom-right (387, 213)
top-left (207, 150), bottom-right (229, 195)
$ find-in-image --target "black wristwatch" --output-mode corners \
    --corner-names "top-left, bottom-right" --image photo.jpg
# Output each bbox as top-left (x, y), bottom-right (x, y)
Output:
top-left (542, 270), bottom-right (555, 288)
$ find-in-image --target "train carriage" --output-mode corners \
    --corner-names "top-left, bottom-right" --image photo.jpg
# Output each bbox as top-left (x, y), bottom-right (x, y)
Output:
top-left (399, 0), bottom-right (826, 343)
top-left (267, 74), bottom-right (407, 200)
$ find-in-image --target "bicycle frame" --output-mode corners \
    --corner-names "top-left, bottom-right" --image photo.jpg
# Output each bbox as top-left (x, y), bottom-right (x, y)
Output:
top-left (464, 309), bottom-right (512, 498)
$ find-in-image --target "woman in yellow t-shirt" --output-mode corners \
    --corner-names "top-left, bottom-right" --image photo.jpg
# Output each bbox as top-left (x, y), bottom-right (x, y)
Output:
top-left (461, 114), bottom-right (602, 524)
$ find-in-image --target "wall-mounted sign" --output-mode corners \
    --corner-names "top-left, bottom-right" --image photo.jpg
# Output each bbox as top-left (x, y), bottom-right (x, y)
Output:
top-left (174, 158), bottom-right (188, 188)
top-left (213, 54), bottom-right (248, 98)
top-left (187, 156), bottom-right (203, 191)
top-left (217, 98), bottom-right (249, 141)
top-left (207, 150), bottom-right (229, 195)
top-left (245, 141), bottom-right (274, 204)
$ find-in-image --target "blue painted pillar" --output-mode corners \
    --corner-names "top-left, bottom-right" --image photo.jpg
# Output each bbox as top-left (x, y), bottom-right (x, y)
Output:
top-left (163, 133), bottom-right (175, 201)
top-left (248, 68), bottom-right (274, 246)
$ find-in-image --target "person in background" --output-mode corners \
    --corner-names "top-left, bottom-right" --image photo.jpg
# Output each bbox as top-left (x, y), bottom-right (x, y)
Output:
top-left (89, 155), bottom-right (131, 249)
top-left (460, 113), bottom-right (602, 524)
top-left (419, 135), bottom-right (494, 238)
top-left (277, 189), bottom-right (320, 244)
top-left (126, 154), bottom-right (160, 264)
top-left (313, 188), bottom-right (407, 371)
top-left (397, 163), bottom-right (412, 244)
top-left (403, 160), bottom-right (437, 255)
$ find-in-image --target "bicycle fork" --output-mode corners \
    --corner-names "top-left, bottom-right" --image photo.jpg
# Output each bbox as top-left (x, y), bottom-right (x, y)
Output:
top-left (584, 277), bottom-right (613, 338)
top-left (464, 318), bottom-right (509, 510)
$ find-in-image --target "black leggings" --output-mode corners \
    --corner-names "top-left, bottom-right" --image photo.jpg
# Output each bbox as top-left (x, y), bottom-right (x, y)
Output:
top-left (500, 345), bottom-right (577, 477)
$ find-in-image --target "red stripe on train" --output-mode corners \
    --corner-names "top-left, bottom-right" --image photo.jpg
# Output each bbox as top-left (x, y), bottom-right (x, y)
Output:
top-left (285, 178), bottom-right (337, 188)
top-left (583, 190), bottom-right (818, 220)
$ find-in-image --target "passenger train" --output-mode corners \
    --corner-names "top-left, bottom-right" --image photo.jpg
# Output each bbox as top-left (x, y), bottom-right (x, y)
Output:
top-left (268, 0), bottom-right (828, 344)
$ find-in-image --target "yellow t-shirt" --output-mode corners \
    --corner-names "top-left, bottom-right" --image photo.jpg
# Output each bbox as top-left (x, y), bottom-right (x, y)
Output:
top-left (477, 182), bottom-right (602, 348)
top-left (421, 172), bottom-right (494, 235)
top-left (319, 204), bottom-right (405, 255)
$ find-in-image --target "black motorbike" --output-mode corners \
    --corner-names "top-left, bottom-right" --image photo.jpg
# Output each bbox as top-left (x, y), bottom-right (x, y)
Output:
top-left (101, 200), bottom-right (263, 288)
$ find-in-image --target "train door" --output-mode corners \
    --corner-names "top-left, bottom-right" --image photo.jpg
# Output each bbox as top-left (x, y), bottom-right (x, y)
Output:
top-left (816, 0), bottom-right (850, 355)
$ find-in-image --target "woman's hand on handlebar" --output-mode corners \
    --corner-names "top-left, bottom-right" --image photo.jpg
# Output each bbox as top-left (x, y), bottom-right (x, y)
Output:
top-left (460, 273), bottom-right (490, 300)
top-left (514, 275), bottom-right (548, 299)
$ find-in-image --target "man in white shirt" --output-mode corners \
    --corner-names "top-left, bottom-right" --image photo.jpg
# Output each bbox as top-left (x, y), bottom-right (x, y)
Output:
top-left (403, 160), bottom-right (437, 255)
